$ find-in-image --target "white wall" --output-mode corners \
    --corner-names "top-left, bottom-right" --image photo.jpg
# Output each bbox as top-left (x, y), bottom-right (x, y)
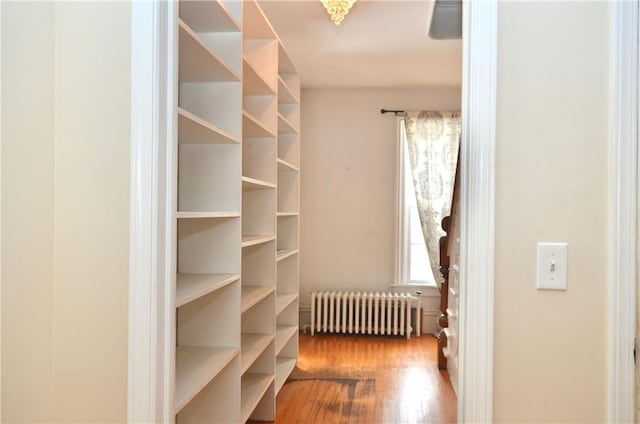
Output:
top-left (1, 2), bottom-right (130, 422)
top-left (494, 2), bottom-right (608, 421)
top-left (300, 87), bottom-right (460, 332)
top-left (51, 3), bottom-right (130, 421)
top-left (2, 3), bottom-right (56, 421)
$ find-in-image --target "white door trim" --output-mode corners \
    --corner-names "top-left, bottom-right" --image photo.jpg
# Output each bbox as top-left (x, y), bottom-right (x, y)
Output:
top-left (609, 2), bottom-right (638, 422)
top-left (1, 3), bottom-right (4, 418)
top-left (127, 1), bottom-right (177, 422)
top-left (457, 0), bottom-right (497, 422)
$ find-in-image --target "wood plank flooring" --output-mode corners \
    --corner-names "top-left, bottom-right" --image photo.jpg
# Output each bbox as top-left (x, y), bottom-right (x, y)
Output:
top-left (268, 333), bottom-right (457, 423)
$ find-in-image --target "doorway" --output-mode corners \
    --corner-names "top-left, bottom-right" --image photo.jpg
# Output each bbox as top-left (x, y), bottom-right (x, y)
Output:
top-left (127, 1), bottom-right (497, 422)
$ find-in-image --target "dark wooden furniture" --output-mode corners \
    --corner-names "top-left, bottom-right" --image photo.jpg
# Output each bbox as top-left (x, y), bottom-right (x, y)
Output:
top-left (437, 155), bottom-right (460, 370)
top-left (437, 216), bottom-right (451, 370)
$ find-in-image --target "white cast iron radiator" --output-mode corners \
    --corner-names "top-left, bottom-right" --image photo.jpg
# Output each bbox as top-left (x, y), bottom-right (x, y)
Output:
top-left (310, 291), bottom-right (416, 339)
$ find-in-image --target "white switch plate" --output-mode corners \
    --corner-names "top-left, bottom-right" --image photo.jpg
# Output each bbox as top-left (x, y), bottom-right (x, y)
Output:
top-left (536, 242), bottom-right (568, 290)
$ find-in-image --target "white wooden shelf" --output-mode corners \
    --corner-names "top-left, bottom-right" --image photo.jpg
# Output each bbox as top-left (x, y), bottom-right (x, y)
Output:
top-left (244, 0), bottom-right (276, 39)
top-left (278, 43), bottom-right (298, 74)
top-left (241, 333), bottom-right (274, 375)
top-left (241, 373), bottom-right (274, 423)
top-left (275, 326), bottom-right (297, 355)
top-left (277, 137), bottom-right (299, 171)
top-left (242, 235), bottom-right (276, 248)
top-left (242, 176), bottom-right (276, 191)
top-left (179, 0), bottom-right (241, 33)
top-left (244, 58), bottom-right (276, 96)
top-left (176, 273), bottom-right (240, 308)
top-left (276, 293), bottom-right (297, 315)
top-left (175, 346), bottom-right (239, 413)
top-left (276, 249), bottom-right (298, 262)
top-left (275, 357), bottom-right (296, 394)
top-left (177, 211), bottom-right (240, 219)
top-left (178, 107), bottom-right (240, 145)
top-left (277, 158), bottom-right (299, 172)
top-left (241, 285), bottom-right (275, 313)
top-left (178, 19), bottom-right (240, 82)
top-left (278, 77), bottom-right (298, 104)
top-left (243, 111), bottom-right (276, 137)
top-left (277, 212), bottom-right (299, 217)
top-left (278, 113), bottom-right (298, 134)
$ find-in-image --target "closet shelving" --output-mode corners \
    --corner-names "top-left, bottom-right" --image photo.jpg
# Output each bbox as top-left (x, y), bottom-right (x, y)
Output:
top-left (173, 0), bottom-right (299, 422)
top-left (275, 41), bottom-right (300, 395)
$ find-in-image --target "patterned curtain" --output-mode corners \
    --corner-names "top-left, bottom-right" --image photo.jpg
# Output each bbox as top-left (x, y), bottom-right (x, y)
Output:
top-left (403, 111), bottom-right (461, 288)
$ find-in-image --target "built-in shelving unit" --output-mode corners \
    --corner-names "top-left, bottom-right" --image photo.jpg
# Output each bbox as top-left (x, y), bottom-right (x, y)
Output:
top-left (173, 1), bottom-right (299, 422)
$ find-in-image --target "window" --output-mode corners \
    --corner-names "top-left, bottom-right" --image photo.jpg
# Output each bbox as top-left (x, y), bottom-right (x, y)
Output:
top-left (396, 119), bottom-right (437, 286)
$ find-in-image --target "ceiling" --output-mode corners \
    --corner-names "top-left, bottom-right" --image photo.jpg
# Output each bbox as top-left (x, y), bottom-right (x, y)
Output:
top-left (260, 0), bottom-right (462, 88)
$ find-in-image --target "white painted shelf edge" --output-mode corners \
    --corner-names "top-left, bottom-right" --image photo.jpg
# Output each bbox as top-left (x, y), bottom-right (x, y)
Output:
top-left (178, 0), bottom-right (241, 33)
top-left (278, 41), bottom-right (298, 74)
top-left (243, 110), bottom-right (277, 137)
top-left (178, 107), bottom-right (241, 145)
top-left (240, 373), bottom-right (275, 423)
top-left (174, 346), bottom-right (240, 414)
top-left (277, 158), bottom-right (299, 172)
top-left (275, 326), bottom-right (297, 355)
top-left (241, 333), bottom-right (275, 375)
top-left (275, 293), bottom-right (298, 316)
top-left (242, 234), bottom-right (276, 248)
top-left (176, 273), bottom-right (240, 308)
top-left (178, 18), bottom-right (240, 82)
top-left (241, 285), bottom-right (276, 313)
top-left (244, 57), bottom-right (277, 95)
top-left (243, 0), bottom-right (277, 40)
top-left (275, 357), bottom-right (297, 394)
top-left (177, 211), bottom-right (240, 219)
top-left (242, 176), bottom-right (277, 191)
top-left (277, 76), bottom-right (298, 104)
top-left (276, 249), bottom-right (298, 262)
top-left (277, 113), bottom-right (299, 134)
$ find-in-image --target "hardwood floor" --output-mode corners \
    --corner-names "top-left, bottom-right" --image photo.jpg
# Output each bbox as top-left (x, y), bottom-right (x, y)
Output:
top-left (270, 333), bottom-right (457, 423)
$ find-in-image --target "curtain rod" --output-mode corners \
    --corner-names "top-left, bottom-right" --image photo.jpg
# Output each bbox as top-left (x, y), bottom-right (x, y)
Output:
top-left (380, 108), bottom-right (406, 116)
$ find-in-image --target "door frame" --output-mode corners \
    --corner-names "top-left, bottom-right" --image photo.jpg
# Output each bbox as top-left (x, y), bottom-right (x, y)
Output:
top-left (457, 0), bottom-right (497, 421)
top-left (127, 1), bottom-right (498, 422)
top-left (609, 1), bottom-right (638, 422)
top-left (127, 1), bottom-right (176, 422)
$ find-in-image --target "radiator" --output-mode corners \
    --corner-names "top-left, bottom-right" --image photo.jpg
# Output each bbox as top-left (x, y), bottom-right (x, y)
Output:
top-left (310, 291), bottom-right (416, 339)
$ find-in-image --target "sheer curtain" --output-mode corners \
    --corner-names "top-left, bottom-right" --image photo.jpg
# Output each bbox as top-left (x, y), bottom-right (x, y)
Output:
top-left (402, 111), bottom-right (461, 288)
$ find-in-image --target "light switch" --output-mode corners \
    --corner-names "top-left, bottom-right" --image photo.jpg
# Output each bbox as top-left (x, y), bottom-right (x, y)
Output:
top-left (536, 242), bottom-right (568, 290)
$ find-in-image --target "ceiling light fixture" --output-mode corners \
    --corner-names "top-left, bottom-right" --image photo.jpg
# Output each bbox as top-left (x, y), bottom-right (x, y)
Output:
top-left (321, 0), bottom-right (356, 25)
